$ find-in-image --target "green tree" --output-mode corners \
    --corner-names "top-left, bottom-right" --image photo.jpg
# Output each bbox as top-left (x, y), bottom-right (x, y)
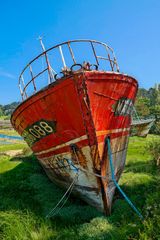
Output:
top-left (0, 105), bottom-right (4, 116)
top-left (135, 97), bottom-right (150, 118)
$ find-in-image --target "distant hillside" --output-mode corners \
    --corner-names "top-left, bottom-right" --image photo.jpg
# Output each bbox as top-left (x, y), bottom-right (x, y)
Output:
top-left (0, 102), bottom-right (20, 116)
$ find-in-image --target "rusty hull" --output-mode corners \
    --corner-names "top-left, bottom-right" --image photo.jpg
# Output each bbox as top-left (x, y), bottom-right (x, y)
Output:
top-left (11, 70), bottom-right (138, 214)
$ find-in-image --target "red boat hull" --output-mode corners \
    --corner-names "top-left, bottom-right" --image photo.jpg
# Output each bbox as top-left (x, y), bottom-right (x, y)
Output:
top-left (11, 70), bottom-right (138, 214)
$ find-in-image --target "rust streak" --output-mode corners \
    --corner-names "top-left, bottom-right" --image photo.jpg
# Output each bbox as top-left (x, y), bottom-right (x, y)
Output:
top-left (94, 91), bottom-right (118, 101)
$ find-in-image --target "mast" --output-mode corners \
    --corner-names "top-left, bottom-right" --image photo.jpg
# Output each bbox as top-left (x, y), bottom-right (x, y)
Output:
top-left (38, 36), bottom-right (56, 83)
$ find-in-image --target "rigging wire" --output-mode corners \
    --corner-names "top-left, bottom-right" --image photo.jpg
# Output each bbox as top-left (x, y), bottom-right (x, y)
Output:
top-left (45, 172), bottom-right (79, 218)
top-left (45, 69), bottom-right (146, 220)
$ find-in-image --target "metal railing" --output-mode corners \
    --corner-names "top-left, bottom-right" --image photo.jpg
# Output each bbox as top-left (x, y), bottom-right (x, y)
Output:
top-left (18, 39), bottom-right (120, 100)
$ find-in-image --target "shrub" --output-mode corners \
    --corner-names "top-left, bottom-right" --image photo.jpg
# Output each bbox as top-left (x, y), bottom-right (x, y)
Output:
top-left (146, 139), bottom-right (160, 166)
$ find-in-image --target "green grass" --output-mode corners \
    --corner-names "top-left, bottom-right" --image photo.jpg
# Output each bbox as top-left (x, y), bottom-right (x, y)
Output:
top-left (0, 116), bottom-right (10, 120)
top-left (0, 143), bottom-right (26, 152)
top-left (0, 135), bottom-right (160, 239)
top-left (0, 129), bottom-right (20, 136)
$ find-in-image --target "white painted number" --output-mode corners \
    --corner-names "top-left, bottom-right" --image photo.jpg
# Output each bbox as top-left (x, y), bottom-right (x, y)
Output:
top-left (40, 121), bottom-right (53, 133)
top-left (22, 121), bottom-right (55, 146)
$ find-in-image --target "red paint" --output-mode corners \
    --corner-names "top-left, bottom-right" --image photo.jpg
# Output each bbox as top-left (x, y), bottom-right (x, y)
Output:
top-left (11, 71), bottom-right (138, 157)
top-left (11, 70), bottom-right (138, 214)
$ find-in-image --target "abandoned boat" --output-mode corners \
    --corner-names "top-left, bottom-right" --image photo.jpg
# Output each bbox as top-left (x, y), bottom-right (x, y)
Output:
top-left (11, 39), bottom-right (138, 215)
top-left (131, 118), bottom-right (155, 137)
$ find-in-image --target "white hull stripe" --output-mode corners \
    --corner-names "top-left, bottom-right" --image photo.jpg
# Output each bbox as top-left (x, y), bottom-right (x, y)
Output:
top-left (35, 128), bottom-right (130, 156)
top-left (35, 134), bottom-right (88, 156)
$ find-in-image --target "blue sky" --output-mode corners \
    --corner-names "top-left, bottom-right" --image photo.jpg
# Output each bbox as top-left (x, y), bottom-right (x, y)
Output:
top-left (0, 0), bottom-right (160, 104)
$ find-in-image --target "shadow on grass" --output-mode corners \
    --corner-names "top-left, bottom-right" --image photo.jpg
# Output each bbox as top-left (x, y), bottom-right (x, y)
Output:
top-left (0, 153), bottom-right (158, 239)
top-left (0, 155), bottom-right (102, 227)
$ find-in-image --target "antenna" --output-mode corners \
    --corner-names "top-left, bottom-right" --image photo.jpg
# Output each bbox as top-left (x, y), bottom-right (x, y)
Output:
top-left (38, 36), bottom-right (46, 52)
top-left (38, 36), bottom-right (56, 83)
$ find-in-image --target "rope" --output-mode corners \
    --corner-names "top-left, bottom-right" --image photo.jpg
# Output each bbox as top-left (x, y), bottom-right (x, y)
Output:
top-left (45, 138), bottom-right (144, 220)
top-left (106, 137), bottom-right (144, 220)
top-left (71, 145), bottom-right (109, 180)
top-left (44, 80), bottom-right (145, 219)
top-left (45, 139), bottom-right (144, 220)
top-left (45, 172), bottom-right (79, 218)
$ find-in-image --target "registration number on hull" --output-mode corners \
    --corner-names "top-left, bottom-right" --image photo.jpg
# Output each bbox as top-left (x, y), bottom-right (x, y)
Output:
top-left (22, 119), bottom-right (56, 146)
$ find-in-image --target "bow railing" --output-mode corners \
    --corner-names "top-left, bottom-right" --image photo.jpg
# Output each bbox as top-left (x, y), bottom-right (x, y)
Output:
top-left (18, 39), bottom-right (120, 100)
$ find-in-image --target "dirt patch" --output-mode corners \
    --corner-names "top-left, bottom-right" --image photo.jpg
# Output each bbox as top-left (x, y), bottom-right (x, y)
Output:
top-left (3, 149), bottom-right (24, 157)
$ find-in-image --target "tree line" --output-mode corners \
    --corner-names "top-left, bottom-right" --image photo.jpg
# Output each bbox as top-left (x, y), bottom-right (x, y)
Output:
top-left (135, 84), bottom-right (160, 134)
top-left (0, 102), bottom-right (20, 116)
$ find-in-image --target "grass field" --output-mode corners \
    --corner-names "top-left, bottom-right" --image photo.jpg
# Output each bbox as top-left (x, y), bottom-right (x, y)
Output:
top-left (0, 129), bottom-right (20, 136)
top-left (0, 134), bottom-right (160, 239)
